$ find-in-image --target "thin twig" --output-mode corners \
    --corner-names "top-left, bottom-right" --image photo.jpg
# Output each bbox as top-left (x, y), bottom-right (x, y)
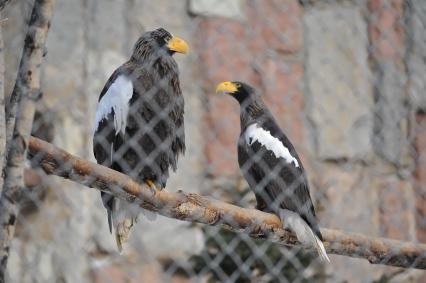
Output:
top-left (27, 136), bottom-right (426, 270)
top-left (0, 0), bottom-right (55, 281)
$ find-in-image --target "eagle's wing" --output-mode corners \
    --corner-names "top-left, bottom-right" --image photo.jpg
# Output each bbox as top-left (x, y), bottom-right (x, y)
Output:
top-left (241, 119), bottom-right (320, 238)
top-left (239, 119), bottom-right (329, 261)
top-left (93, 74), bottom-right (133, 138)
top-left (93, 72), bottom-right (133, 242)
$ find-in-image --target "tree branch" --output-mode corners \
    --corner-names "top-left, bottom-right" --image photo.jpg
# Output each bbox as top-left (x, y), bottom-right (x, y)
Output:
top-left (0, 0), bottom-right (55, 281)
top-left (0, 10), bottom-right (5, 193)
top-left (0, 0), bottom-right (12, 12)
top-left (27, 136), bottom-right (426, 270)
top-left (5, 0), bottom-right (54, 144)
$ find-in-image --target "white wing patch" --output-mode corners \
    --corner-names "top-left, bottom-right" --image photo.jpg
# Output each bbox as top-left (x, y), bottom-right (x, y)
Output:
top-left (93, 75), bottom-right (133, 135)
top-left (245, 123), bottom-right (300, 167)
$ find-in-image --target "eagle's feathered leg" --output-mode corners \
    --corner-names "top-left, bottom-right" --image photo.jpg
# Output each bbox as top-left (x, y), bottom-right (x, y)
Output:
top-left (113, 199), bottom-right (137, 252)
top-left (113, 179), bottom-right (157, 252)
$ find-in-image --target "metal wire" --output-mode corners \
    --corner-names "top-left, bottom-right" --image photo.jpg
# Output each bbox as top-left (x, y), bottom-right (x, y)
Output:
top-left (2, 0), bottom-right (426, 282)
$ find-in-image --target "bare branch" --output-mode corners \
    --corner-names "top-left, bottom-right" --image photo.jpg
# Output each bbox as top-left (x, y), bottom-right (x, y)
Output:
top-left (0, 11), bottom-right (5, 193)
top-left (0, 0), bottom-right (12, 12)
top-left (5, 0), bottom-right (53, 144)
top-left (0, 0), bottom-right (55, 280)
top-left (27, 136), bottom-right (426, 270)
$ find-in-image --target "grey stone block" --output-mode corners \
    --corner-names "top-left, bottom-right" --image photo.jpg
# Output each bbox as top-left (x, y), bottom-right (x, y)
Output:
top-left (188, 0), bottom-right (244, 20)
top-left (407, 0), bottom-right (426, 112)
top-left (304, 6), bottom-right (373, 160)
top-left (372, 61), bottom-right (409, 165)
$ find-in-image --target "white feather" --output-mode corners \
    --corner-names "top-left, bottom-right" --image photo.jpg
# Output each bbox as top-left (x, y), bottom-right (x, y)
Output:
top-left (112, 199), bottom-right (156, 251)
top-left (93, 75), bottom-right (133, 135)
top-left (113, 201), bottom-right (156, 223)
top-left (112, 198), bottom-right (139, 252)
top-left (141, 209), bottom-right (157, 221)
top-left (279, 209), bottom-right (330, 262)
top-left (112, 199), bottom-right (140, 226)
top-left (245, 123), bottom-right (299, 167)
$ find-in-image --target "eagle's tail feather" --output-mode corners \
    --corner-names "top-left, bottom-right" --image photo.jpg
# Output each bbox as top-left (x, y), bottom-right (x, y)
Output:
top-left (107, 209), bottom-right (113, 234)
top-left (100, 192), bottom-right (114, 234)
top-left (313, 234), bottom-right (330, 262)
top-left (279, 209), bottom-right (330, 263)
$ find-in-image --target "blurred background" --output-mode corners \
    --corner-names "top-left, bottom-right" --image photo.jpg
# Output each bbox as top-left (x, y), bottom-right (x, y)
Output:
top-left (1, 0), bottom-right (426, 282)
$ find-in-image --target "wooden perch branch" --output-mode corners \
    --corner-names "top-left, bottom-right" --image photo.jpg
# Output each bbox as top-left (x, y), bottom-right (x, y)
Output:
top-left (27, 136), bottom-right (426, 270)
top-left (0, 0), bottom-right (55, 280)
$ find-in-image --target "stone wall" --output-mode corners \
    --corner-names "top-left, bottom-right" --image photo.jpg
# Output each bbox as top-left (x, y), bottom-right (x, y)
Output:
top-left (1, 0), bottom-right (425, 282)
top-left (195, 0), bottom-right (424, 282)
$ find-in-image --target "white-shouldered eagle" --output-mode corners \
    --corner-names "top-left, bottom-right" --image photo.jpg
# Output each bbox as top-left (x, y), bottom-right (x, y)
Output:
top-left (93, 28), bottom-right (188, 251)
top-left (216, 81), bottom-right (329, 262)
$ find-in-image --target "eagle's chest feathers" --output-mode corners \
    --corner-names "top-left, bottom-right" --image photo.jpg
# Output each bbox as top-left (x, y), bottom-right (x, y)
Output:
top-left (94, 75), bottom-right (133, 135)
top-left (244, 123), bottom-right (299, 167)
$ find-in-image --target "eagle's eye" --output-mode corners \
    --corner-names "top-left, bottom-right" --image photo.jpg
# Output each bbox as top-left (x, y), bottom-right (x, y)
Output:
top-left (155, 34), bottom-right (172, 48)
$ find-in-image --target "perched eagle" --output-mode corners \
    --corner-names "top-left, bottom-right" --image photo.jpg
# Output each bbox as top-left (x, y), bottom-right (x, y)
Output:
top-left (216, 81), bottom-right (329, 262)
top-left (93, 28), bottom-right (188, 251)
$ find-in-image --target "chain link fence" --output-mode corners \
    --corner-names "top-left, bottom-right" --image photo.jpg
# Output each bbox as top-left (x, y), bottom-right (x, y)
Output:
top-left (1, 0), bottom-right (426, 282)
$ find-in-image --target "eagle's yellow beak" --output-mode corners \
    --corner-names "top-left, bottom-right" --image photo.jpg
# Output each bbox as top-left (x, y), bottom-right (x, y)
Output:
top-left (167, 37), bottom-right (189, 54)
top-left (216, 81), bottom-right (238, 94)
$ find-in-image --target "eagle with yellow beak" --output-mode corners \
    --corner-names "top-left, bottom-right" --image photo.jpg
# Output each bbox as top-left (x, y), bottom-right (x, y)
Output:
top-left (216, 81), bottom-right (329, 262)
top-left (93, 28), bottom-right (188, 251)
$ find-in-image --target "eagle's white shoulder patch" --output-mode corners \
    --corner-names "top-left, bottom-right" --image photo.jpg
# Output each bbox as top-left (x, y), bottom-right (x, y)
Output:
top-left (245, 123), bottom-right (300, 167)
top-left (93, 75), bottom-right (133, 135)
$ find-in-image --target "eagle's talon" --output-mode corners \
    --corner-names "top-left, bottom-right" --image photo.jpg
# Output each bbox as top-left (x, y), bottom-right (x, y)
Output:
top-left (145, 180), bottom-right (159, 195)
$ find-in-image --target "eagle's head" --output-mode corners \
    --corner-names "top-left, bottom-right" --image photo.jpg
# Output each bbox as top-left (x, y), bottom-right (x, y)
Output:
top-left (131, 28), bottom-right (189, 61)
top-left (216, 81), bottom-right (258, 104)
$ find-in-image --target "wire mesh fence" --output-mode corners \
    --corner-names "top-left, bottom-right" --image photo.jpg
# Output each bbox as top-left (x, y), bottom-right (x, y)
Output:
top-left (1, 0), bottom-right (426, 282)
